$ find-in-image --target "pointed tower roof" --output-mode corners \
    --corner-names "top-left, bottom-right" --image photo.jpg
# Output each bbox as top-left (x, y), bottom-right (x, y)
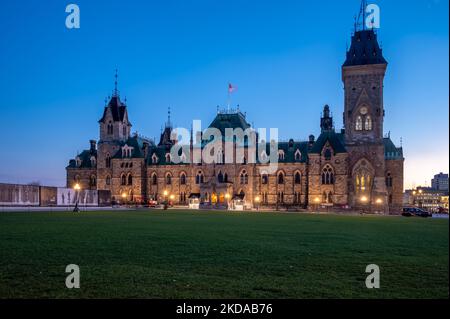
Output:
top-left (343, 29), bottom-right (387, 67)
top-left (98, 70), bottom-right (129, 123)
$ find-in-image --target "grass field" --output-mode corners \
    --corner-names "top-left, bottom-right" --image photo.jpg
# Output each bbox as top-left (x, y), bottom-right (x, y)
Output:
top-left (0, 210), bottom-right (448, 299)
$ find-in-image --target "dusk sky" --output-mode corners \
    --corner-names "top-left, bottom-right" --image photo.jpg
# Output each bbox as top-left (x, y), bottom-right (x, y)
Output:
top-left (0, 0), bottom-right (448, 189)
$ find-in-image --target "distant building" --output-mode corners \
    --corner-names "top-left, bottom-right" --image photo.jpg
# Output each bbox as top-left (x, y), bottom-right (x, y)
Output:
top-left (406, 187), bottom-right (448, 212)
top-left (431, 173), bottom-right (449, 192)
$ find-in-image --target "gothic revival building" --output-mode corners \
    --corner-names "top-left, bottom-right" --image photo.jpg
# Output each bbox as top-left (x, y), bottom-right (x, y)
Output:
top-left (66, 27), bottom-right (404, 213)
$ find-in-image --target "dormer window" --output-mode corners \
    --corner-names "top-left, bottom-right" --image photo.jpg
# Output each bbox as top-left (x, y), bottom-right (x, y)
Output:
top-left (90, 156), bottom-right (96, 167)
top-left (122, 145), bottom-right (133, 158)
top-left (107, 121), bottom-right (113, 135)
top-left (260, 150), bottom-right (268, 162)
top-left (278, 150), bottom-right (285, 161)
top-left (165, 153), bottom-right (171, 163)
top-left (294, 149), bottom-right (301, 161)
top-left (152, 154), bottom-right (158, 164)
top-left (75, 157), bottom-right (81, 167)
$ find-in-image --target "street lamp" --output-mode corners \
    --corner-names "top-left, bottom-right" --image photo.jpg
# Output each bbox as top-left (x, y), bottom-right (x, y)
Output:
top-left (225, 193), bottom-right (230, 209)
top-left (73, 183), bottom-right (81, 212)
top-left (360, 195), bottom-right (368, 214)
top-left (255, 196), bottom-right (260, 211)
top-left (121, 192), bottom-right (127, 206)
top-left (163, 190), bottom-right (169, 210)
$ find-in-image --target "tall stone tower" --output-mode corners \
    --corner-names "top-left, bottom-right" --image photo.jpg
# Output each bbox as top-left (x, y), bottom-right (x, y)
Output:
top-left (96, 71), bottom-right (132, 190)
top-left (342, 28), bottom-right (389, 210)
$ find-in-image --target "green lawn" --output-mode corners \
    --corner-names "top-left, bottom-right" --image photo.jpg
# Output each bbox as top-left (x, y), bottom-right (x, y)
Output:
top-left (0, 210), bottom-right (448, 299)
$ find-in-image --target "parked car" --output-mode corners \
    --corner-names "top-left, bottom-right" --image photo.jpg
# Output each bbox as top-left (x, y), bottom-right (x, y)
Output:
top-left (402, 207), bottom-right (431, 218)
top-left (147, 199), bottom-right (158, 207)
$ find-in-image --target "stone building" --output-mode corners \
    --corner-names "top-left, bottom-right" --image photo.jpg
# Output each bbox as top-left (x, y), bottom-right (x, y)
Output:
top-left (66, 25), bottom-right (404, 213)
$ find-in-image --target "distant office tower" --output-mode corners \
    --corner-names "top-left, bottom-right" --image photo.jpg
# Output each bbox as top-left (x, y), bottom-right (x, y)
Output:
top-left (431, 173), bottom-right (449, 192)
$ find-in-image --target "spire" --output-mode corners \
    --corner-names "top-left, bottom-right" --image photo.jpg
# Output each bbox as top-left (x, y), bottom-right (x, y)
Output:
top-left (113, 68), bottom-right (119, 97)
top-left (166, 106), bottom-right (172, 128)
top-left (320, 104), bottom-right (333, 132)
top-left (356, 0), bottom-right (368, 32)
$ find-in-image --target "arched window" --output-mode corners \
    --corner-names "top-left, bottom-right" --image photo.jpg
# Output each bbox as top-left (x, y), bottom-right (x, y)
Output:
top-left (295, 149), bottom-right (301, 161)
top-left (224, 173), bottom-right (228, 183)
top-left (121, 174), bottom-right (126, 186)
top-left (180, 173), bottom-right (186, 185)
top-left (165, 153), bottom-right (171, 163)
top-left (165, 173), bottom-right (172, 185)
top-left (152, 154), bottom-right (158, 164)
top-left (151, 173), bottom-right (157, 185)
top-left (90, 175), bottom-right (97, 187)
top-left (240, 170), bottom-right (248, 185)
top-left (106, 175), bottom-right (111, 186)
top-left (294, 172), bottom-right (301, 184)
top-left (261, 174), bottom-right (268, 185)
top-left (355, 116), bottom-right (363, 131)
top-left (218, 171), bottom-right (224, 183)
top-left (123, 125), bottom-right (127, 136)
top-left (386, 173), bottom-right (393, 187)
top-left (105, 153), bottom-right (111, 168)
top-left (277, 172), bottom-right (285, 184)
top-left (196, 171), bottom-right (204, 184)
top-left (321, 165), bottom-right (334, 185)
top-left (324, 149), bottom-right (332, 160)
top-left (107, 121), bottom-right (113, 135)
top-left (127, 174), bottom-right (132, 185)
top-left (278, 150), bottom-right (285, 161)
top-left (365, 116), bottom-right (372, 131)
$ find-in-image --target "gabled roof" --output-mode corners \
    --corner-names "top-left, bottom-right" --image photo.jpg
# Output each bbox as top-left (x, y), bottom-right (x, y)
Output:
top-left (343, 30), bottom-right (387, 67)
top-left (98, 95), bottom-right (128, 123)
top-left (310, 131), bottom-right (346, 154)
top-left (384, 137), bottom-right (403, 160)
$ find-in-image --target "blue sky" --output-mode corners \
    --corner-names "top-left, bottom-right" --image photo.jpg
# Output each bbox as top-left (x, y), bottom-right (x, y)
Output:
top-left (0, 0), bottom-right (448, 188)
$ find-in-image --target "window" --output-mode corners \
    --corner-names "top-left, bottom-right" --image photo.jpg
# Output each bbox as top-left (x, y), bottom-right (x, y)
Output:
top-left (166, 174), bottom-right (172, 185)
top-left (90, 156), bottom-right (96, 167)
top-left (151, 173), bottom-right (157, 185)
top-left (123, 125), bottom-right (127, 136)
top-left (152, 154), bottom-right (158, 164)
top-left (321, 165), bottom-right (334, 185)
top-left (277, 172), bottom-right (285, 184)
top-left (127, 174), bottom-right (132, 185)
top-left (365, 116), bottom-right (372, 131)
top-left (121, 174), bottom-right (126, 186)
top-left (356, 116), bottom-right (363, 131)
top-left (240, 170), bottom-right (248, 184)
top-left (105, 175), bottom-right (111, 186)
top-left (278, 150), bottom-right (285, 161)
top-left (180, 173), bottom-right (186, 185)
top-left (261, 174), bottom-right (268, 185)
top-left (107, 121), bottom-right (113, 135)
top-left (165, 153), bottom-right (171, 163)
top-left (295, 149), bottom-right (301, 161)
top-left (386, 173), bottom-right (393, 187)
top-left (218, 172), bottom-right (224, 183)
top-left (324, 149), bottom-right (332, 160)
top-left (294, 172), bottom-right (301, 184)
top-left (224, 173), bottom-right (228, 183)
top-left (90, 175), bottom-right (96, 187)
top-left (196, 171), bottom-right (204, 184)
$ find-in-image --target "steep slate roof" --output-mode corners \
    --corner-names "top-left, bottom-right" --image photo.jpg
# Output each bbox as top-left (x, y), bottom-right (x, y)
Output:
top-left (208, 112), bottom-right (250, 136)
top-left (384, 137), bottom-right (403, 160)
top-left (343, 30), bottom-right (387, 67)
top-left (67, 149), bottom-right (97, 169)
top-left (98, 95), bottom-right (128, 123)
top-left (310, 131), bottom-right (346, 154)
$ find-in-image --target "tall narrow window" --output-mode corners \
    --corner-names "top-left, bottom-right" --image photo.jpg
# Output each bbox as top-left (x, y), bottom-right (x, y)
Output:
top-left (106, 175), bottom-right (111, 186)
top-left (355, 116), bottom-right (363, 131)
top-left (365, 116), bottom-right (372, 131)
top-left (321, 165), bottom-right (334, 185)
top-left (127, 174), bottom-right (132, 185)
top-left (277, 172), bottom-right (285, 184)
top-left (294, 172), bottom-right (301, 184)
top-left (180, 173), bottom-right (186, 185)
top-left (151, 173), bottom-right (157, 185)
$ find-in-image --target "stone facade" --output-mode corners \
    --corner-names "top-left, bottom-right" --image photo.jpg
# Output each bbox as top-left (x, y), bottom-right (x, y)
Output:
top-left (67, 28), bottom-right (404, 213)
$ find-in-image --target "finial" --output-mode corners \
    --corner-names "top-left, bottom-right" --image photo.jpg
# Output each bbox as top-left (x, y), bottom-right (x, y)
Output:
top-left (113, 68), bottom-right (119, 96)
top-left (167, 106), bottom-right (171, 127)
top-left (400, 137), bottom-right (403, 147)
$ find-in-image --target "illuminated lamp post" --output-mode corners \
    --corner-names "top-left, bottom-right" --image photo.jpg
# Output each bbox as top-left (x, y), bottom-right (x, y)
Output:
top-left (314, 196), bottom-right (320, 212)
top-left (225, 193), bottom-right (230, 210)
top-left (121, 192), bottom-right (127, 206)
top-left (255, 196), bottom-right (260, 211)
top-left (375, 198), bottom-right (383, 214)
top-left (360, 195), bottom-right (368, 214)
top-left (163, 190), bottom-right (169, 210)
top-left (170, 194), bottom-right (175, 207)
top-left (73, 183), bottom-right (81, 213)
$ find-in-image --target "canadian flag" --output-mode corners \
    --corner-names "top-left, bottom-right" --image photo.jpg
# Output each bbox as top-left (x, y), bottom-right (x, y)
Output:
top-left (228, 83), bottom-right (237, 93)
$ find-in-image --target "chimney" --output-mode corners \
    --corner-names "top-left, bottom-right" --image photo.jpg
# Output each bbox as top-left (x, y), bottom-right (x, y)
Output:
top-left (90, 140), bottom-right (97, 153)
top-left (143, 141), bottom-right (149, 158)
top-left (308, 135), bottom-right (315, 147)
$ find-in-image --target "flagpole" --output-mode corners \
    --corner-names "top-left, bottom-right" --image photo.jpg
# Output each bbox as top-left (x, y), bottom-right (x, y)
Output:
top-left (227, 84), bottom-right (231, 113)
